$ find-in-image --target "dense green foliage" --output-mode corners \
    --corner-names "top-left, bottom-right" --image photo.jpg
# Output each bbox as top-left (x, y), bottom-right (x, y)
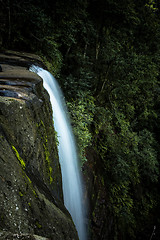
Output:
top-left (1, 0), bottom-right (160, 239)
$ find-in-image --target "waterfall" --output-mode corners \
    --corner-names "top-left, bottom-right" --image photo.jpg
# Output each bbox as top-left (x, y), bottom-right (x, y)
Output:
top-left (30, 65), bottom-right (87, 240)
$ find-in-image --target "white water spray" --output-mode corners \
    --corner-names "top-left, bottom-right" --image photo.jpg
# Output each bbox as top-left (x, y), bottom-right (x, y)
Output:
top-left (30, 65), bottom-right (87, 240)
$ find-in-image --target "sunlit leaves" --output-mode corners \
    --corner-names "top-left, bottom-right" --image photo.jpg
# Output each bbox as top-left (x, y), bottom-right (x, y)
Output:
top-left (67, 91), bottom-right (95, 163)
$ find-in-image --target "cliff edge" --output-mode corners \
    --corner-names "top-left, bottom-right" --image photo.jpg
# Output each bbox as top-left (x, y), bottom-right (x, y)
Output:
top-left (0, 51), bottom-right (78, 240)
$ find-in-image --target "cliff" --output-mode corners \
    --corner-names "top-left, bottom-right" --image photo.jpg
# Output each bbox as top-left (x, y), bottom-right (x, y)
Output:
top-left (0, 51), bottom-right (78, 240)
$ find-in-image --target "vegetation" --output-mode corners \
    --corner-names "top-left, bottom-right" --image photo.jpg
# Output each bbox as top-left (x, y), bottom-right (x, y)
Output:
top-left (12, 145), bottom-right (26, 170)
top-left (1, 0), bottom-right (160, 239)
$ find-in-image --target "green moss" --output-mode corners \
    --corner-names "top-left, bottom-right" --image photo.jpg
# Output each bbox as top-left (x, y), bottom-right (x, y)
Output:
top-left (52, 124), bottom-right (59, 147)
top-left (37, 120), bottom-right (54, 184)
top-left (19, 170), bottom-right (37, 198)
top-left (36, 120), bottom-right (45, 129)
top-left (25, 175), bottom-right (37, 197)
top-left (49, 166), bottom-right (53, 183)
top-left (26, 175), bottom-right (32, 184)
top-left (35, 221), bottom-right (42, 229)
top-left (12, 146), bottom-right (26, 169)
top-left (19, 191), bottom-right (23, 197)
top-left (32, 189), bottom-right (37, 196)
top-left (101, 177), bottom-right (105, 186)
top-left (43, 140), bottom-right (53, 184)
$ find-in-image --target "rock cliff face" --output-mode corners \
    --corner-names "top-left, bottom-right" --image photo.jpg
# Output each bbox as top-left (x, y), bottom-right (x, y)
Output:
top-left (0, 51), bottom-right (78, 240)
top-left (83, 148), bottom-right (110, 240)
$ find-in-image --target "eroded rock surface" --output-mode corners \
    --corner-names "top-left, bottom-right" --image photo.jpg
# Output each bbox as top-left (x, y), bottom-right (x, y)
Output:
top-left (0, 51), bottom-right (78, 240)
top-left (0, 231), bottom-right (50, 240)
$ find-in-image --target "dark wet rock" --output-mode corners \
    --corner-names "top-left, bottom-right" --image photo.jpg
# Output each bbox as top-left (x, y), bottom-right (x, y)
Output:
top-left (0, 50), bottom-right (46, 70)
top-left (83, 147), bottom-right (111, 240)
top-left (0, 231), bottom-right (50, 240)
top-left (0, 52), bottom-right (78, 240)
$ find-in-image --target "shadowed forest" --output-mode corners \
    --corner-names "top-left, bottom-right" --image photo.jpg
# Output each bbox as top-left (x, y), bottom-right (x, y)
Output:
top-left (1, 0), bottom-right (160, 239)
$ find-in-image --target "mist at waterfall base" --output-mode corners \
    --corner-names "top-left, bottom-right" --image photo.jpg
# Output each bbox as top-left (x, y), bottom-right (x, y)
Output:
top-left (30, 65), bottom-right (87, 240)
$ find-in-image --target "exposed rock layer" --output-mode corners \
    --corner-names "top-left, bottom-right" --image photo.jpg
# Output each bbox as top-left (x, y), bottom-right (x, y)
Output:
top-left (0, 51), bottom-right (78, 240)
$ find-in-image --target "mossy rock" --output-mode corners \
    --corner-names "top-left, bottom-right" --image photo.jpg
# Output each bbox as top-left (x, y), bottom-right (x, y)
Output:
top-left (0, 52), bottom-right (78, 240)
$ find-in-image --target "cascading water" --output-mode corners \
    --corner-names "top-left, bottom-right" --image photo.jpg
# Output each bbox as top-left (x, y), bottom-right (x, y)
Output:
top-left (30, 65), bottom-right (87, 240)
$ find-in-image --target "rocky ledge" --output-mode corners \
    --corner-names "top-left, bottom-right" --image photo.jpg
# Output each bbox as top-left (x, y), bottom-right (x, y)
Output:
top-left (0, 51), bottom-right (78, 240)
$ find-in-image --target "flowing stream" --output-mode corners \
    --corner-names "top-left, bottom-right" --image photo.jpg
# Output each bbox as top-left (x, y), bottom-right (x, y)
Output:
top-left (30, 65), bottom-right (86, 240)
